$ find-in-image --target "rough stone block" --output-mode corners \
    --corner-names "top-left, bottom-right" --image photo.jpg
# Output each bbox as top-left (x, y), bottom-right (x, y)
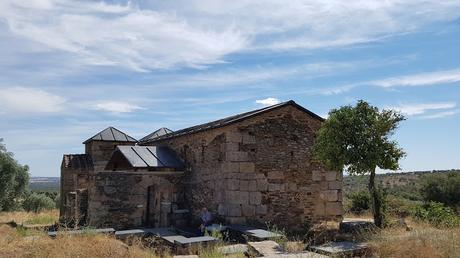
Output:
top-left (248, 180), bottom-right (257, 191)
top-left (239, 162), bottom-right (255, 173)
top-left (239, 191), bottom-right (249, 204)
top-left (226, 151), bottom-right (249, 162)
top-left (239, 180), bottom-right (249, 191)
top-left (226, 191), bottom-right (239, 204)
top-left (222, 162), bottom-right (239, 173)
top-left (242, 134), bottom-right (256, 144)
top-left (226, 142), bottom-right (240, 152)
top-left (312, 170), bottom-right (322, 181)
top-left (249, 192), bottom-right (262, 205)
top-left (226, 132), bottom-right (243, 143)
top-left (256, 205), bottom-right (268, 215)
top-left (257, 179), bottom-right (268, 191)
top-left (268, 183), bottom-right (285, 192)
top-left (326, 171), bottom-right (337, 181)
top-left (227, 179), bottom-right (239, 191)
top-left (267, 171), bottom-right (284, 180)
top-left (321, 190), bottom-right (338, 202)
top-left (287, 183), bottom-right (297, 191)
top-left (326, 202), bottom-right (343, 216)
top-left (242, 204), bottom-right (255, 216)
top-left (314, 202), bottom-right (326, 216)
top-left (228, 204), bottom-right (242, 217)
top-left (328, 181), bottom-right (342, 190)
top-left (218, 204), bottom-right (227, 216)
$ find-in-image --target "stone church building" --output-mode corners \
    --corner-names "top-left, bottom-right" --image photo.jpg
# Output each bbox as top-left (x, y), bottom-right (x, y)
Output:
top-left (60, 100), bottom-right (343, 231)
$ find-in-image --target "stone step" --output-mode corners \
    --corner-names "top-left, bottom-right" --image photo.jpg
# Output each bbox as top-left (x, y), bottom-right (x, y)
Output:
top-left (309, 241), bottom-right (370, 257)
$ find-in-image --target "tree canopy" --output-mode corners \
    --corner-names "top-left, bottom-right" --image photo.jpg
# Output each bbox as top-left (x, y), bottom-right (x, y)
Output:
top-left (314, 100), bottom-right (405, 175)
top-left (314, 100), bottom-right (405, 227)
top-left (0, 138), bottom-right (30, 211)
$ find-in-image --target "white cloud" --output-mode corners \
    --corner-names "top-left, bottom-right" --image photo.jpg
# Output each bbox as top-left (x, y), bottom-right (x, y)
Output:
top-left (1, 0), bottom-right (460, 71)
top-left (255, 97), bottom-right (281, 106)
top-left (373, 69), bottom-right (460, 88)
top-left (419, 109), bottom-right (460, 119)
top-left (0, 87), bottom-right (65, 114)
top-left (94, 101), bottom-right (144, 113)
top-left (0, 0), bottom-right (247, 72)
top-left (389, 102), bottom-right (456, 116)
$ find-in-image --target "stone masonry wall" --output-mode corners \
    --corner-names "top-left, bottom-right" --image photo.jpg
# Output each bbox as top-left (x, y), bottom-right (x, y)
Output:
top-left (87, 172), bottom-right (183, 229)
top-left (147, 105), bottom-right (343, 231)
top-left (60, 165), bottom-right (90, 221)
top-left (85, 141), bottom-right (136, 172)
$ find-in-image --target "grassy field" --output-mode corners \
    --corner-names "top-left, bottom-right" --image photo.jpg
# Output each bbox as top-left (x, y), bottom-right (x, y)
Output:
top-left (0, 210), bottom-right (245, 258)
top-left (0, 210), bottom-right (459, 257)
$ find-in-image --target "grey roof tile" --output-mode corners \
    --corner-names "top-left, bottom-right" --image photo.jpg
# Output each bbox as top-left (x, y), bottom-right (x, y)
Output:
top-left (83, 127), bottom-right (137, 144)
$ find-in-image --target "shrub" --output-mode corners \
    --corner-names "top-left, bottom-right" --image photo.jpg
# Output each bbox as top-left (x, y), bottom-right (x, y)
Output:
top-left (22, 193), bottom-right (55, 213)
top-left (386, 195), bottom-right (420, 218)
top-left (411, 202), bottom-right (460, 228)
top-left (420, 172), bottom-right (460, 208)
top-left (347, 191), bottom-right (371, 214)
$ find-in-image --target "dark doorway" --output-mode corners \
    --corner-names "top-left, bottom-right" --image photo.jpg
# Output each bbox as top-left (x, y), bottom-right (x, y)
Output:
top-left (146, 186), bottom-right (156, 227)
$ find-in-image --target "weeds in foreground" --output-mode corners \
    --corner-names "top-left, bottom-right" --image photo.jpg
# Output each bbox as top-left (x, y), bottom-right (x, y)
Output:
top-left (368, 223), bottom-right (460, 258)
top-left (24, 214), bottom-right (57, 225)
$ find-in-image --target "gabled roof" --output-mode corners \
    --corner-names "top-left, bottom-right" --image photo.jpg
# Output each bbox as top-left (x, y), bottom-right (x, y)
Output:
top-left (139, 127), bottom-right (173, 142)
top-left (83, 127), bottom-right (137, 144)
top-left (105, 145), bottom-right (184, 170)
top-left (140, 100), bottom-right (324, 143)
top-left (62, 154), bottom-right (93, 170)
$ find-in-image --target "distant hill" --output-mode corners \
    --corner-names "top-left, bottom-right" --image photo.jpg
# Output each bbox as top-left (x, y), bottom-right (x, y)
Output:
top-left (29, 177), bottom-right (60, 192)
top-left (344, 169), bottom-right (460, 201)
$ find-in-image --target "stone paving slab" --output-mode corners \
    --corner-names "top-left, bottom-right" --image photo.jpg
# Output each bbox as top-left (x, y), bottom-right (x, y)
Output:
top-left (218, 244), bottom-right (248, 255)
top-left (229, 224), bottom-right (284, 240)
top-left (264, 252), bottom-right (329, 258)
top-left (248, 240), bottom-right (284, 256)
top-left (309, 241), bottom-right (369, 257)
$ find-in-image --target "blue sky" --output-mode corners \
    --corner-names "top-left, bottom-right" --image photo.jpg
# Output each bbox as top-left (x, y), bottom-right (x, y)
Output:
top-left (0, 0), bottom-right (459, 177)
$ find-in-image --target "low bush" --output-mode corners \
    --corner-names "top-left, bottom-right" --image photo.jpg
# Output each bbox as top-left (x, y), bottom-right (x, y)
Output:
top-left (22, 193), bottom-right (55, 213)
top-left (346, 191), bottom-right (371, 214)
top-left (411, 202), bottom-right (460, 228)
top-left (386, 195), bottom-right (420, 218)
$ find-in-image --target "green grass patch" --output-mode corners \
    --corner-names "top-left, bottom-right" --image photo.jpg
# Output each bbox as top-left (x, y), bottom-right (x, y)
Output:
top-left (24, 215), bottom-right (56, 225)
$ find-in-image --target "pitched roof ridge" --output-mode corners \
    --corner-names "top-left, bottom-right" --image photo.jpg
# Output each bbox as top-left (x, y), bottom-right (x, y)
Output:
top-left (140, 100), bottom-right (323, 143)
top-left (83, 126), bottom-right (137, 144)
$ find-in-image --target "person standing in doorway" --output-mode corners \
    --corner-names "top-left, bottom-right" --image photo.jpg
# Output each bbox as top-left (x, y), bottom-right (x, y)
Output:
top-left (199, 207), bottom-right (212, 235)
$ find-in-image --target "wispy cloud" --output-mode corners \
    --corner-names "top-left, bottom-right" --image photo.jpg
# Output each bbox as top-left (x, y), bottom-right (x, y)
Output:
top-left (0, 87), bottom-right (65, 114)
top-left (93, 101), bottom-right (144, 114)
top-left (419, 109), bottom-right (460, 119)
top-left (373, 69), bottom-right (460, 88)
top-left (389, 102), bottom-right (456, 116)
top-left (2, 0), bottom-right (460, 72)
top-left (255, 97), bottom-right (281, 106)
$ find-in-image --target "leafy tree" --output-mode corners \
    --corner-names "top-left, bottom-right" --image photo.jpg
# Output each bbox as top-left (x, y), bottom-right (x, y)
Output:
top-left (420, 172), bottom-right (460, 208)
top-left (22, 192), bottom-right (55, 213)
top-left (0, 138), bottom-right (30, 211)
top-left (314, 100), bottom-right (405, 227)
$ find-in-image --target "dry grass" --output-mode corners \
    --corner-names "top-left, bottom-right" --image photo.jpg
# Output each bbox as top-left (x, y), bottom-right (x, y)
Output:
top-left (0, 211), bottom-right (248, 258)
top-left (369, 223), bottom-right (460, 258)
top-left (0, 224), bottom-right (157, 258)
top-left (0, 209), bottom-right (59, 225)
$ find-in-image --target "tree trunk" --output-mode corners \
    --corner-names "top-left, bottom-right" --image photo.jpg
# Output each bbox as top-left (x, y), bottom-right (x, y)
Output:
top-left (369, 167), bottom-right (383, 227)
